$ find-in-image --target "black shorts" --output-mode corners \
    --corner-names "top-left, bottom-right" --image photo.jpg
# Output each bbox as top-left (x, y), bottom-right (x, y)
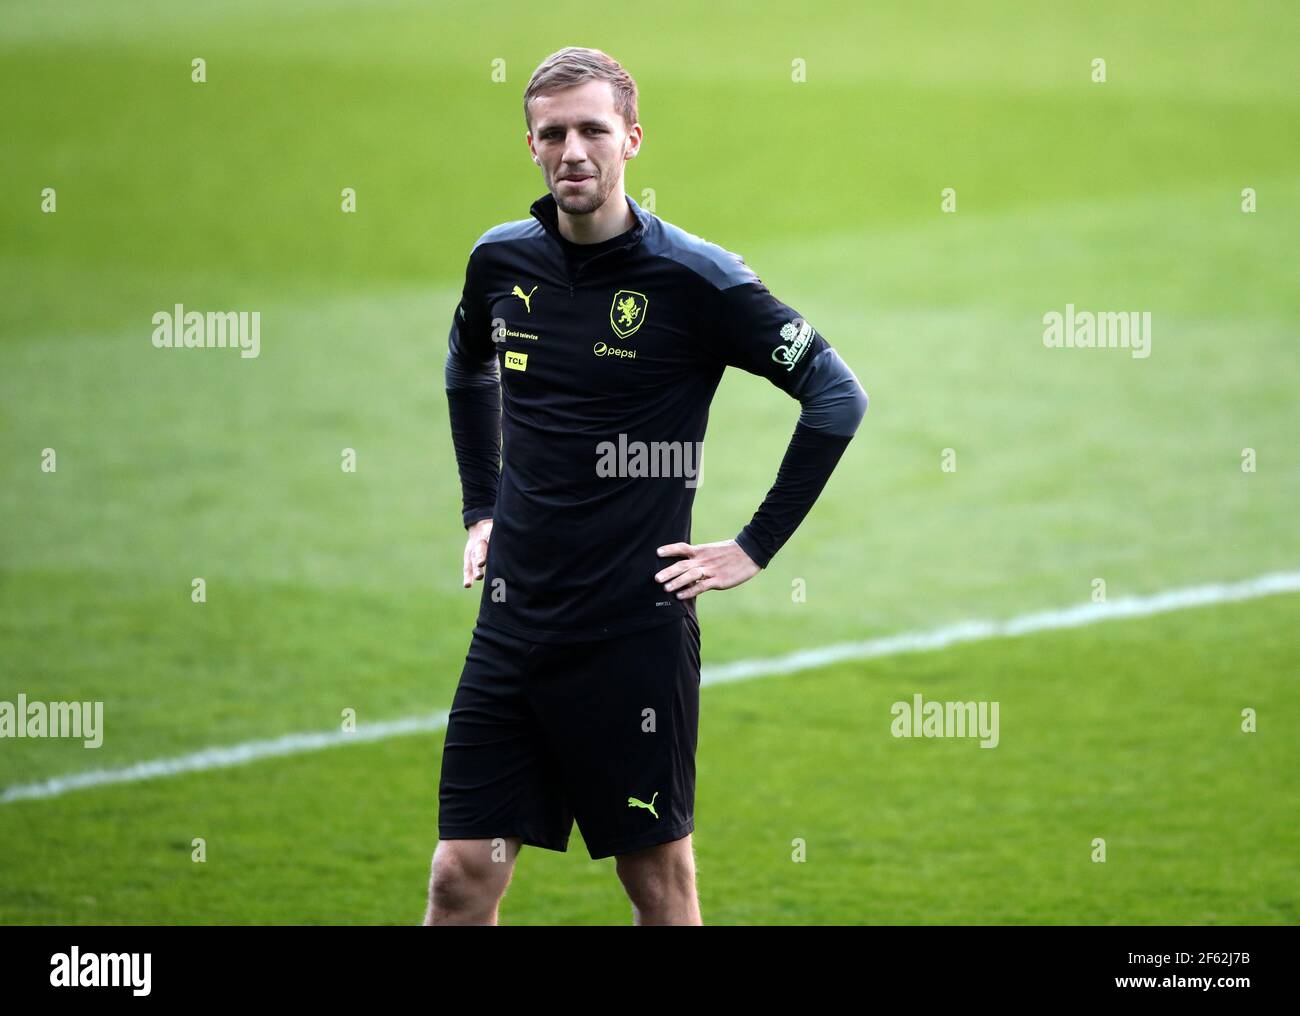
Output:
top-left (437, 612), bottom-right (701, 860)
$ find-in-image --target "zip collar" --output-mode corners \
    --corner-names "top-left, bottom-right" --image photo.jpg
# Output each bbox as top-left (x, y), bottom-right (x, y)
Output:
top-left (529, 190), bottom-right (650, 254)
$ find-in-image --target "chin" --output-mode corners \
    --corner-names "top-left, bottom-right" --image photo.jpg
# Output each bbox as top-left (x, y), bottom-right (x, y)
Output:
top-left (554, 181), bottom-right (608, 214)
top-left (556, 194), bottom-right (600, 215)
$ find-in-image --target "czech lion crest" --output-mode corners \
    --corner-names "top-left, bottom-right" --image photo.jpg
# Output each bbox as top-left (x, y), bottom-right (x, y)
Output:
top-left (609, 289), bottom-right (648, 340)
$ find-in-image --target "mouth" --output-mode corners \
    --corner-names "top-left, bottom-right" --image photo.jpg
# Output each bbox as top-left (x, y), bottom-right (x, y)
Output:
top-left (560, 174), bottom-right (593, 186)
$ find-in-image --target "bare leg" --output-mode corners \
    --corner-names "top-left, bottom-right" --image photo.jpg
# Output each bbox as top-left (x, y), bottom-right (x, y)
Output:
top-left (424, 837), bottom-right (522, 925)
top-left (615, 833), bottom-right (701, 925)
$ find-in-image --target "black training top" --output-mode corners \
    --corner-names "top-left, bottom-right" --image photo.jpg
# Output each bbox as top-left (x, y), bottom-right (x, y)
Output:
top-left (446, 191), bottom-right (866, 642)
top-left (555, 219), bottom-right (639, 271)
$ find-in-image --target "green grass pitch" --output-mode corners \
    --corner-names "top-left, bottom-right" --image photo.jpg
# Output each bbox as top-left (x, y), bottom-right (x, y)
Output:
top-left (1, 0), bottom-right (1297, 923)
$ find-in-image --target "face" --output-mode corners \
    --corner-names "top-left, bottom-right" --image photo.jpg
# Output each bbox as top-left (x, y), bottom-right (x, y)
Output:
top-left (527, 79), bottom-right (640, 215)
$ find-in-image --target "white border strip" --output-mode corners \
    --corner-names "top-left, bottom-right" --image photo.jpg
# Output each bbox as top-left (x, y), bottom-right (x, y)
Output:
top-left (4, 571), bottom-right (1298, 805)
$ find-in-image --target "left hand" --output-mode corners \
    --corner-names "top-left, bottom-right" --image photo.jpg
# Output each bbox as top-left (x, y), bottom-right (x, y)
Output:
top-left (654, 539), bottom-right (761, 600)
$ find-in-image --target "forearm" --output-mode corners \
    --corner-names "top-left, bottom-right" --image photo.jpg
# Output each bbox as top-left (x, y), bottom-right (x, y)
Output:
top-left (735, 348), bottom-right (868, 568)
top-left (734, 424), bottom-right (852, 568)
top-left (445, 339), bottom-right (501, 528)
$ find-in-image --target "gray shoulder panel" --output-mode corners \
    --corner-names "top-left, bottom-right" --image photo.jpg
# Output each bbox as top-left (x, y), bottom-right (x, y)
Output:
top-left (641, 216), bottom-right (760, 291)
top-left (472, 218), bottom-right (545, 251)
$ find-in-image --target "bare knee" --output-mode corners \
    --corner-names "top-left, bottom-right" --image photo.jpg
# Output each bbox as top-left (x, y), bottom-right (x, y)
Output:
top-left (616, 837), bottom-right (699, 922)
top-left (426, 838), bottom-right (518, 924)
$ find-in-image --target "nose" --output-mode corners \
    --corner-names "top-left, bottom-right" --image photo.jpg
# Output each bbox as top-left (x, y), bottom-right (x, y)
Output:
top-left (562, 129), bottom-right (589, 166)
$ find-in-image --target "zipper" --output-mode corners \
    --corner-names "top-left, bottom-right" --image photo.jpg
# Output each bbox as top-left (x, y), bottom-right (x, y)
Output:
top-left (532, 204), bottom-right (643, 298)
top-left (567, 240), bottom-right (637, 298)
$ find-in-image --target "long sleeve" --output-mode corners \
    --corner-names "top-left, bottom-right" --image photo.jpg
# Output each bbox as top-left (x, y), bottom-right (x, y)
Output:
top-left (708, 269), bottom-right (868, 568)
top-left (445, 247), bottom-right (502, 529)
top-left (733, 347), bottom-right (867, 568)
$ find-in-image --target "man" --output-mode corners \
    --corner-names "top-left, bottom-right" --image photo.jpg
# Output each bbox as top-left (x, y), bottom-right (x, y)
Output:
top-left (426, 46), bottom-right (867, 926)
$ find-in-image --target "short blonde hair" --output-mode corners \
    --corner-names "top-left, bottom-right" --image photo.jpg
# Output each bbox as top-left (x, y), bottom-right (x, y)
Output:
top-left (523, 47), bottom-right (639, 133)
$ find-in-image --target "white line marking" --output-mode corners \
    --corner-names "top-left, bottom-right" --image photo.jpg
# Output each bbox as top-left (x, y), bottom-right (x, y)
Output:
top-left (1, 712), bottom-right (450, 806)
top-left (4, 571), bottom-right (1298, 805)
top-left (702, 570), bottom-right (1300, 684)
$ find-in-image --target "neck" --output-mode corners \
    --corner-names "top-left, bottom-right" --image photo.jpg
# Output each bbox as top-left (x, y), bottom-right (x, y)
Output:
top-left (557, 183), bottom-right (634, 244)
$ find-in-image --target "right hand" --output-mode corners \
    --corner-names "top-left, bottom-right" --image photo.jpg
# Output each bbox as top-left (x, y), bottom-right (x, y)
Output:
top-left (462, 518), bottom-right (493, 588)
